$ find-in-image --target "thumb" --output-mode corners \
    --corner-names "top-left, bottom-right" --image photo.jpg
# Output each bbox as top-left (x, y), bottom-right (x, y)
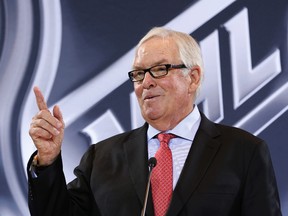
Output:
top-left (52, 105), bottom-right (65, 147)
top-left (53, 105), bottom-right (65, 127)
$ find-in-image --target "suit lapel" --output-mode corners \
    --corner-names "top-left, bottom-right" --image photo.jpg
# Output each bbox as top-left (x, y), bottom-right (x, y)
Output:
top-left (167, 113), bottom-right (221, 216)
top-left (123, 123), bottom-right (155, 216)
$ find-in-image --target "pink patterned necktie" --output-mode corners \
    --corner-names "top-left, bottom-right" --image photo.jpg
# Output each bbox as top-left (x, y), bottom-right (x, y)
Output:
top-left (151, 133), bottom-right (175, 216)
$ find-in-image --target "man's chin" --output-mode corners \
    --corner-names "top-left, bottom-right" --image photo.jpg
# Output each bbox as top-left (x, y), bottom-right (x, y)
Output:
top-left (143, 112), bottom-right (162, 123)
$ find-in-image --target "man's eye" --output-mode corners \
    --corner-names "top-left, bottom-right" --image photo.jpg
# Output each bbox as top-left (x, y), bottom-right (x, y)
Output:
top-left (137, 71), bottom-right (145, 75)
top-left (153, 66), bottom-right (166, 72)
top-left (135, 71), bottom-right (145, 78)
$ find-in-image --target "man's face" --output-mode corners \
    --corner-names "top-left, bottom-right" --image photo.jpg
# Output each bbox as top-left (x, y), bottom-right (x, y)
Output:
top-left (133, 37), bottom-right (199, 130)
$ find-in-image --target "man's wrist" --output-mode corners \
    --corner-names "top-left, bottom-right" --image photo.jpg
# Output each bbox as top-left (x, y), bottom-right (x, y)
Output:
top-left (35, 152), bottom-right (60, 166)
top-left (30, 154), bottom-right (51, 177)
top-left (32, 154), bottom-right (39, 167)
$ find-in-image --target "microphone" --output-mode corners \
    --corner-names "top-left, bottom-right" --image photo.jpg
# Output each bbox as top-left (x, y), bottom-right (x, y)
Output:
top-left (141, 157), bottom-right (157, 216)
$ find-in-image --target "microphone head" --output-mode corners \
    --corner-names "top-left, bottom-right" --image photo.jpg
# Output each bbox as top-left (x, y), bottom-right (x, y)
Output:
top-left (148, 157), bottom-right (157, 168)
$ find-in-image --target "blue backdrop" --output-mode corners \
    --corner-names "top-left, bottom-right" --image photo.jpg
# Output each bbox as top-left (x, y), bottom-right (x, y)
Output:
top-left (0, 0), bottom-right (287, 215)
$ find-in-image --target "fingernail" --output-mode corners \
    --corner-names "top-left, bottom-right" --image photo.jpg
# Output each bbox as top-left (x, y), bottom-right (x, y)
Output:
top-left (54, 128), bottom-right (60, 135)
top-left (57, 122), bottom-right (62, 128)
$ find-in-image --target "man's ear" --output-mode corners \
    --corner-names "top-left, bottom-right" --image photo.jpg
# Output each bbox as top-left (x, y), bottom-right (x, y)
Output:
top-left (188, 66), bottom-right (201, 94)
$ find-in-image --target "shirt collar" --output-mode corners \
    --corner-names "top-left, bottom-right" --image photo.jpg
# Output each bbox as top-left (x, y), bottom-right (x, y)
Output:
top-left (147, 105), bottom-right (201, 141)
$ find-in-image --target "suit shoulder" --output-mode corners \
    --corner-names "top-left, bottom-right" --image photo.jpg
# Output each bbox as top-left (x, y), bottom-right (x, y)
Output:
top-left (215, 123), bottom-right (266, 150)
top-left (200, 112), bottom-right (263, 144)
top-left (88, 124), bottom-right (147, 152)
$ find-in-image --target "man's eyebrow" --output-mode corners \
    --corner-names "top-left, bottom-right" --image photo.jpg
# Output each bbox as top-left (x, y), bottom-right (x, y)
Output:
top-left (131, 66), bottom-right (143, 70)
top-left (132, 60), bottom-right (168, 70)
top-left (152, 59), bottom-right (168, 66)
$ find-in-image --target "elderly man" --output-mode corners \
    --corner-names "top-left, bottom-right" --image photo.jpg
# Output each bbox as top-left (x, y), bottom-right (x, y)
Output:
top-left (28, 27), bottom-right (281, 216)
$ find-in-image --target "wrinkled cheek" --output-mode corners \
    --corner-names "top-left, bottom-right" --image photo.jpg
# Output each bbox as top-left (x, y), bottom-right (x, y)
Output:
top-left (134, 85), bottom-right (142, 97)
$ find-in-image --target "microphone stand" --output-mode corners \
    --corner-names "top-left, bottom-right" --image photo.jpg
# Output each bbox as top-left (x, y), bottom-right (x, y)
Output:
top-left (141, 157), bottom-right (157, 216)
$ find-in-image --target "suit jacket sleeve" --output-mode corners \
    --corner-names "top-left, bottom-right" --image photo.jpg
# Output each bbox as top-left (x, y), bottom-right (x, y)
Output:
top-left (27, 147), bottom-right (101, 216)
top-left (241, 140), bottom-right (282, 215)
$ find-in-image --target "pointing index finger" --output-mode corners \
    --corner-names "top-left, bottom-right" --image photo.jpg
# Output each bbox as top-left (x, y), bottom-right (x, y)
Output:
top-left (33, 86), bottom-right (48, 111)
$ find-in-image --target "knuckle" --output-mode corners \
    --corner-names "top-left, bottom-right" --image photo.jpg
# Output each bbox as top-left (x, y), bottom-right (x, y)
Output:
top-left (37, 110), bottom-right (45, 118)
top-left (37, 109), bottom-right (50, 118)
top-left (28, 128), bottom-right (33, 136)
top-left (29, 127), bottom-right (37, 137)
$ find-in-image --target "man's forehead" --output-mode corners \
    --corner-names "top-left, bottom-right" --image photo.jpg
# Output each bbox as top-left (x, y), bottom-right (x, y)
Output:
top-left (139, 36), bottom-right (175, 49)
top-left (134, 38), bottom-right (178, 63)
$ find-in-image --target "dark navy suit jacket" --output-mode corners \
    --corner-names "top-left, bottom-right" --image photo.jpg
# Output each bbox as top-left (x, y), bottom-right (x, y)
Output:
top-left (27, 113), bottom-right (282, 216)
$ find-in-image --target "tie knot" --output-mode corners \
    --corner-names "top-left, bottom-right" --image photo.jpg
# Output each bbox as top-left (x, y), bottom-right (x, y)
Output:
top-left (157, 133), bottom-right (176, 146)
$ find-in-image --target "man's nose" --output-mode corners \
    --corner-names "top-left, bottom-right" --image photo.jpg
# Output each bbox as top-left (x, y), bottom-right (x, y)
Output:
top-left (142, 72), bottom-right (156, 89)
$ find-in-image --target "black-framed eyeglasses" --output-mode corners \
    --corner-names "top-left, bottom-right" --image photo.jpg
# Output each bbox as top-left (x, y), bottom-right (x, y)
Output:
top-left (128, 64), bottom-right (187, 82)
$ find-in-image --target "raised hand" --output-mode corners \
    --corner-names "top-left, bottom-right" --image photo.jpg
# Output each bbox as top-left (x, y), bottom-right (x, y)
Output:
top-left (29, 86), bottom-right (65, 166)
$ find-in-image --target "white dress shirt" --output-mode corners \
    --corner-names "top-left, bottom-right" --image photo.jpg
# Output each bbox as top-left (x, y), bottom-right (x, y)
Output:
top-left (147, 106), bottom-right (201, 189)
